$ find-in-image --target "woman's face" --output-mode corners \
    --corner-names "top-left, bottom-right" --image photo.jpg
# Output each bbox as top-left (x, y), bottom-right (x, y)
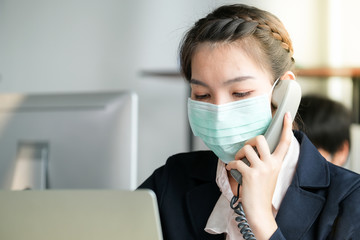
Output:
top-left (190, 42), bottom-right (273, 105)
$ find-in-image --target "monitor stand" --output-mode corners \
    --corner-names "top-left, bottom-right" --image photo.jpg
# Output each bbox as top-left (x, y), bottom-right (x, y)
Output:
top-left (11, 141), bottom-right (49, 190)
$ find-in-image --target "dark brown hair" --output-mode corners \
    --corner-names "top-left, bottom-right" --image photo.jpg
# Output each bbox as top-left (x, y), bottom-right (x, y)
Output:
top-left (179, 4), bottom-right (295, 82)
top-left (298, 95), bottom-right (351, 154)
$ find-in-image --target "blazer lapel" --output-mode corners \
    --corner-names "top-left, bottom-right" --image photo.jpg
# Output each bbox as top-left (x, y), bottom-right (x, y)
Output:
top-left (275, 184), bottom-right (325, 239)
top-left (276, 132), bottom-right (330, 239)
top-left (186, 182), bottom-right (224, 240)
top-left (184, 152), bottom-right (224, 240)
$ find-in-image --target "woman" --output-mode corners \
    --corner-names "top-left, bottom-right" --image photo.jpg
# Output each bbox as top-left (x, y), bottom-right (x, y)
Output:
top-left (139, 4), bottom-right (360, 240)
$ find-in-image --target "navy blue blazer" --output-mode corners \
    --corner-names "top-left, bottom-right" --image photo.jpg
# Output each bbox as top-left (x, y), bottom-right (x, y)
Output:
top-left (138, 131), bottom-right (360, 239)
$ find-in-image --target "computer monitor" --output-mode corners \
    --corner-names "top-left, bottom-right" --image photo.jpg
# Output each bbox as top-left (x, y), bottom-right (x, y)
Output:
top-left (0, 91), bottom-right (138, 190)
top-left (0, 189), bottom-right (163, 240)
top-left (349, 124), bottom-right (360, 174)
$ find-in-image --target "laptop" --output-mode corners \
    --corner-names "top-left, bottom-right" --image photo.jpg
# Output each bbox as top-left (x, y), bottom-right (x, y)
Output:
top-left (0, 189), bottom-right (163, 240)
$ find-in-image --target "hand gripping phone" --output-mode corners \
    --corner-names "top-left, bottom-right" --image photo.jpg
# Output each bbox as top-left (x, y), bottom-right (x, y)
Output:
top-left (230, 79), bottom-right (302, 184)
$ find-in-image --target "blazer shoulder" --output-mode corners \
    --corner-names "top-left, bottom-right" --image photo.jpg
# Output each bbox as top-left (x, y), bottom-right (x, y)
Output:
top-left (164, 151), bottom-right (219, 180)
top-left (329, 163), bottom-right (360, 193)
top-left (165, 150), bottom-right (218, 168)
top-left (327, 165), bottom-right (360, 238)
top-left (138, 150), bottom-right (218, 190)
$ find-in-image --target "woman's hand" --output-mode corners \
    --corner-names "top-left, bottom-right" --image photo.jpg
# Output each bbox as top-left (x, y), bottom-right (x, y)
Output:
top-left (226, 112), bottom-right (293, 240)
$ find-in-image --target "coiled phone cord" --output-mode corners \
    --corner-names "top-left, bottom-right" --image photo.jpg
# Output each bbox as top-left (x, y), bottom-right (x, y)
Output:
top-left (230, 183), bottom-right (257, 240)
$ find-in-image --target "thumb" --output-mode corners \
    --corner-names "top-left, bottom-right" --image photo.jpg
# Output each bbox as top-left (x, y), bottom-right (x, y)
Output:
top-left (273, 112), bottom-right (292, 159)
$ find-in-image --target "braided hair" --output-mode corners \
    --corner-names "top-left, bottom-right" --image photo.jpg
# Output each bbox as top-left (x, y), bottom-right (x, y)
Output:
top-left (179, 4), bottom-right (295, 82)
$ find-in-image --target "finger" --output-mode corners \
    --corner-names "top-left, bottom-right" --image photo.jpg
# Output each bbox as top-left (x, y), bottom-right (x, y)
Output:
top-left (234, 135), bottom-right (270, 164)
top-left (242, 135), bottom-right (271, 160)
top-left (234, 144), bottom-right (261, 167)
top-left (273, 112), bottom-right (292, 159)
top-left (226, 159), bottom-right (249, 172)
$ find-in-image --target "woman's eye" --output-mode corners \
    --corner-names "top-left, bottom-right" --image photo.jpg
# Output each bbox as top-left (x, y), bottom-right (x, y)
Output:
top-left (233, 92), bottom-right (250, 98)
top-left (194, 94), bottom-right (210, 100)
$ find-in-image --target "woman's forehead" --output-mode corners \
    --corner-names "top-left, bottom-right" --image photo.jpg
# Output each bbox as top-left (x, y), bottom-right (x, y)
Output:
top-left (191, 43), bottom-right (271, 80)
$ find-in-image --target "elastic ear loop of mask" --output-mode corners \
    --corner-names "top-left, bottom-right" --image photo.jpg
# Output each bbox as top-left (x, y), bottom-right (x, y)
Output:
top-left (270, 78), bottom-right (280, 94)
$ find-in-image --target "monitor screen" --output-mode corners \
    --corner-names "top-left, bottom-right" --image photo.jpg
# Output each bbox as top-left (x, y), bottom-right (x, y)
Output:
top-left (0, 91), bottom-right (138, 190)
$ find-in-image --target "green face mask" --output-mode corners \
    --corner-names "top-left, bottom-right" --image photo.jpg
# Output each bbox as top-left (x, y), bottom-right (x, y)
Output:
top-left (187, 93), bottom-right (272, 163)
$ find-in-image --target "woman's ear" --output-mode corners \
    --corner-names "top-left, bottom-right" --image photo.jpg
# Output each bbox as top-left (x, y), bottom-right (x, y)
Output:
top-left (281, 71), bottom-right (296, 80)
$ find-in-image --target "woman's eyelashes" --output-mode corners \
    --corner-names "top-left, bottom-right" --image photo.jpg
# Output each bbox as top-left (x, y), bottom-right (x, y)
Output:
top-left (193, 91), bottom-right (252, 101)
top-left (233, 91), bottom-right (251, 98)
top-left (193, 93), bottom-right (210, 100)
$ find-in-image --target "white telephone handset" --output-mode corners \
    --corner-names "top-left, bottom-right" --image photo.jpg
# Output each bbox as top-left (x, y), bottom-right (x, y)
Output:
top-left (230, 79), bottom-right (302, 184)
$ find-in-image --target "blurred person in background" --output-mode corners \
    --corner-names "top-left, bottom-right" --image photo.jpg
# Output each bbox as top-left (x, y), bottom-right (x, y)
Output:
top-left (298, 95), bottom-right (351, 166)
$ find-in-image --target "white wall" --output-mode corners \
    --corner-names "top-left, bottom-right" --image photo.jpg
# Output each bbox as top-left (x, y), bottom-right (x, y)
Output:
top-left (1, 0), bottom-right (359, 186)
top-left (0, 0), bottom-right (138, 92)
top-left (328, 0), bottom-right (360, 67)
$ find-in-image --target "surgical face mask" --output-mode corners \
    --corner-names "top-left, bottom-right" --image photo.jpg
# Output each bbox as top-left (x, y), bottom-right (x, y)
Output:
top-left (188, 82), bottom-right (277, 164)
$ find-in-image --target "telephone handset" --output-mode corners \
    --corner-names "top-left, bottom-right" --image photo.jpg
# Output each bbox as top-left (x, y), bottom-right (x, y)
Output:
top-left (230, 79), bottom-right (302, 185)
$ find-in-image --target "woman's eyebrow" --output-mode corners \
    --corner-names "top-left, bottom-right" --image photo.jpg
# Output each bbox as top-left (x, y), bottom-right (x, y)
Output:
top-left (190, 79), bottom-right (208, 87)
top-left (224, 76), bottom-right (253, 85)
top-left (190, 76), bottom-right (253, 87)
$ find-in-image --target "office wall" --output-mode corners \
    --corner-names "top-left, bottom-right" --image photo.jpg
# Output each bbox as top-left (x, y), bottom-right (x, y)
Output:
top-left (0, 0), bottom-right (325, 91)
top-left (1, 0), bottom-right (359, 186)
